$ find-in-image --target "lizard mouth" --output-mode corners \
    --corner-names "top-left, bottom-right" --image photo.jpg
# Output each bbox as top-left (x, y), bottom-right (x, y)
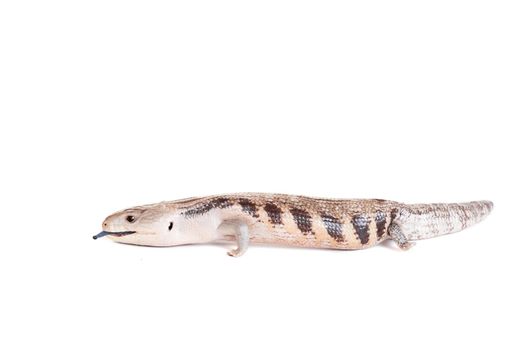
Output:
top-left (92, 231), bottom-right (136, 240)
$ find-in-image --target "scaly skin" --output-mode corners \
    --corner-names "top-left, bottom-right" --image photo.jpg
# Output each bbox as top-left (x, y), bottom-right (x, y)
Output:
top-left (94, 193), bottom-right (493, 256)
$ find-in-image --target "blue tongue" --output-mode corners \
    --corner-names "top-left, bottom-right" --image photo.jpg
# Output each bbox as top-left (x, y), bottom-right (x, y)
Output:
top-left (92, 231), bottom-right (135, 240)
top-left (93, 231), bottom-right (112, 240)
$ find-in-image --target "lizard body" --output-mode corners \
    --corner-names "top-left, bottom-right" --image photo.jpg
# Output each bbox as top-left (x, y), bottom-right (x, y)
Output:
top-left (94, 193), bottom-right (493, 256)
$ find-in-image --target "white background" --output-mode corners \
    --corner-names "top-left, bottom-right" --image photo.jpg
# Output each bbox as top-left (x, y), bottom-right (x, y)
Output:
top-left (1, 1), bottom-right (523, 349)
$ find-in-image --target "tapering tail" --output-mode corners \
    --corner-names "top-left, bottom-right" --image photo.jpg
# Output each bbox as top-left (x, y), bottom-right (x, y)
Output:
top-left (397, 200), bottom-right (493, 241)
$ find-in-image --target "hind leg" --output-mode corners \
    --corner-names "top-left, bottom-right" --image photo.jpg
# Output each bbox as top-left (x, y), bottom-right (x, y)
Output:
top-left (388, 223), bottom-right (415, 250)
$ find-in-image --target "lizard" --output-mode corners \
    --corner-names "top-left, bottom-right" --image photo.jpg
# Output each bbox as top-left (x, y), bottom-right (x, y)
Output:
top-left (93, 193), bottom-right (493, 256)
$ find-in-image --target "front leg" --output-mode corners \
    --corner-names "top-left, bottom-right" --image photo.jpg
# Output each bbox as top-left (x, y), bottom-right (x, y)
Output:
top-left (227, 222), bottom-right (249, 257)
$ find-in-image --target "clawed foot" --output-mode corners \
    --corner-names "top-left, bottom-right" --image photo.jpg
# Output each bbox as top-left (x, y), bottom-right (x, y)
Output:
top-left (398, 241), bottom-right (415, 251)
top-left (227, 248), bottom-right (245, 257)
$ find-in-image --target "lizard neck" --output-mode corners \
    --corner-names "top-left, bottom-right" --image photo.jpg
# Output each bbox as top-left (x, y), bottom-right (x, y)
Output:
top-left (175, 209), bottom-right (226, 244)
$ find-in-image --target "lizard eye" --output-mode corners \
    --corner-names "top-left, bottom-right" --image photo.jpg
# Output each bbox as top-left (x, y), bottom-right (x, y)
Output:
top-left (126, 215), bottom-right (136, 223)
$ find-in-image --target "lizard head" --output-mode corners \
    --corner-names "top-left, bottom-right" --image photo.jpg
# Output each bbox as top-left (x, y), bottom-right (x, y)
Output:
top-left (93, 203), bottom-right (179, 246)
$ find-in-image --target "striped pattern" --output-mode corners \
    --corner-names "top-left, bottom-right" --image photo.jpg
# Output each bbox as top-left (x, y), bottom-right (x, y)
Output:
top-left (352, 215), bottom-right (371, 244)
top-left (238, 198), bottom-right (258, 218)
top-left (375, 211), bottom-right (387, 239)
top-left (264, 203), bottom-right (283, 225)
top-left (321, 214), bottom-right (344, 242)
top-left (182, 197), bottom-right (233, 217)
top-left (176, 194), bottom-right (398, 249)
top-left (289, 208), bottom-right (313, 234)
